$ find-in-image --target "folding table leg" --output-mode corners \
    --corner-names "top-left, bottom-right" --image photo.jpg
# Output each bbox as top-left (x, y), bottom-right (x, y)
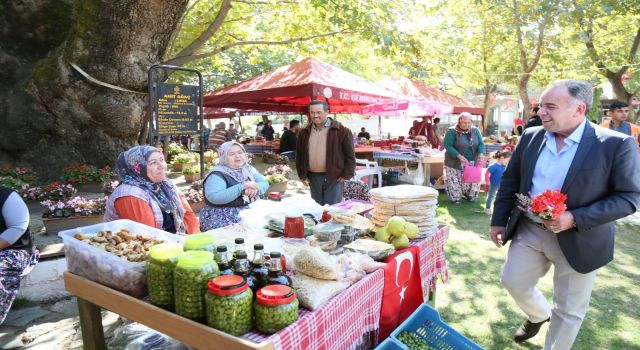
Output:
top-left (77, 297), bottom-right (107, 350)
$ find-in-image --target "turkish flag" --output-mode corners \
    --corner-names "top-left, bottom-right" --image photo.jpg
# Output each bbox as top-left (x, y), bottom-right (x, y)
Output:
top-left (379, 246), bottom-right (424, 340)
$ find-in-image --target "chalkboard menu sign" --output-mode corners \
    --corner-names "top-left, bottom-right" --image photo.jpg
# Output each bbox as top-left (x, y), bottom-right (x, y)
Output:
top-left (155, 83), bottom-right (199, 135)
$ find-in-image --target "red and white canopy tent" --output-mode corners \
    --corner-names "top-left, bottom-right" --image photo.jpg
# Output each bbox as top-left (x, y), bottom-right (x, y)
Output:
top-left (377, 76), bottom-right (483, 116)
top-left (203, 57), bottom-right (400, 114)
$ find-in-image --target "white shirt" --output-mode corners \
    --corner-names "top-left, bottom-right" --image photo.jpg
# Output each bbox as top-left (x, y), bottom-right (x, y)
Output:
top-left (530, 118), bottom-right (587, 196)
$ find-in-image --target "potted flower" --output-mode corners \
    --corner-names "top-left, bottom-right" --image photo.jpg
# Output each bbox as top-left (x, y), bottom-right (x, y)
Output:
top-left (265, 174), bottom-right (288, 193)
top-left (204, 150), bottom-right (217, 163)
top-left (185, 187), bottom-right (205, 213)
top-left (171, 153), bottom-right (197, 172)
top-left (61, 164), bottom-right (114, 192)
top-left (166, 142), bottom-right (186, 162)
top-left (0, 166), bottom-right (37, 184)
top-left (40, 196), bottom-right (107, 235)
top-left (19, 184), bottom-right (44, 212)
top-left (0, 176), bottom-right (25, 191)
top-left (103, 180), bottom-right (120, 196)
top-left (264, 164), bottom-right (290, 193)
top-left (182, 165), bottom-right (201, 183)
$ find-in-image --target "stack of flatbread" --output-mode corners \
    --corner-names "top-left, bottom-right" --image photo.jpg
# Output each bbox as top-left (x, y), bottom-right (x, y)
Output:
top-left (369, 185), bottom-right (439, 237)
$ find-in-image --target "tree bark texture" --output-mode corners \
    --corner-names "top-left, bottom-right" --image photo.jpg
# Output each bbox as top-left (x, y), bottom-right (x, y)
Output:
top-left (0, 0), bottom-right (189, 179)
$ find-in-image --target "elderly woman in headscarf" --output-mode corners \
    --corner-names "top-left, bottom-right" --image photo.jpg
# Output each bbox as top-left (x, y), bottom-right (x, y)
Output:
top-left (199, 141), bottom-right (269, 231)
top-left (443, 113), bottom-right (485, 204)
top-left (104, 145), bottom-right (199, 234)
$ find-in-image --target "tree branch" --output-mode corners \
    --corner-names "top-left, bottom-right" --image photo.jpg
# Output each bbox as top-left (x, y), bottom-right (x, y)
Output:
top-left (233, 0), bottom-right (298, 3)
top-left (511, 0), bottom-right (529, 71)
top-left (625, 26), bottom-right (640, 71)
top-left (167, 0), bottom-right (233, 66)
top-left (525, 19), bottom-right (546, 73)
top-left (165, 30), bottom-right (352, 65)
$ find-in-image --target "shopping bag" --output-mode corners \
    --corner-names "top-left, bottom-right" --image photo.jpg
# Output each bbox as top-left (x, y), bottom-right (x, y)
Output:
top-left (462, 165), bottom-right (482, 183)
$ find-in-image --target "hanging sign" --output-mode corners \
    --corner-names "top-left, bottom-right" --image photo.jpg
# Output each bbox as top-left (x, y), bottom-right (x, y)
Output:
top-left (155, 83), bottom-right (198, 135)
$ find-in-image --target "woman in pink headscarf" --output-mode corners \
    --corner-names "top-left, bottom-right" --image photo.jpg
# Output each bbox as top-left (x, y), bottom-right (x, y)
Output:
top-left (443, 113), bottom-right (485, 204)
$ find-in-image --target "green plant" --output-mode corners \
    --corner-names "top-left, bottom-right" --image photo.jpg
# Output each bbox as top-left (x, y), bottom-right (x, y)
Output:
top-left (0, 166), bottom-right (37, 184)
top-left (172, 153), bottom-right (196, 165)
top-left (183, 165), bottom-right (201, 175)
top-left (167, 143), bottom-right (186, 158)
top-left (0, 176), bottom-right (25, 191)
top-left (265, 174), bottom-right (287, 185)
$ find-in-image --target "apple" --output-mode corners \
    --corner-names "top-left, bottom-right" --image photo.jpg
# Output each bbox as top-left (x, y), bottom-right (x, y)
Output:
top-left (374, 226), bottom-right (391, 243)
top-left (392, 234), bottom-right (410, 249)
top-left (405, 222), bottom-right (419, 239)
top-left (386, 216), bottom-right (407, 237)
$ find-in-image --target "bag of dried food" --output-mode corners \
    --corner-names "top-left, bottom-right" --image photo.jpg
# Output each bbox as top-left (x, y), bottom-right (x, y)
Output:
top-left (293, 247), bottom-right (342, 280)
top-left (290, 273), bottom-right (350, 310)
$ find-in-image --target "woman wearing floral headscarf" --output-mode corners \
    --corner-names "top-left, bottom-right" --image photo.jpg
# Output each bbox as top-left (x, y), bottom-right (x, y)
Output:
top-left (199, 141), bottom-right (269, 231)
top-left (443, 113), bottom-right (486, 204)
top-left (104, 145), bottom-right (199, 234)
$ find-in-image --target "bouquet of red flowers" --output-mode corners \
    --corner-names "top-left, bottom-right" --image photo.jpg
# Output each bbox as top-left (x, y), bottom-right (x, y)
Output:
top-left (516, 189), bottom-right (567, 220)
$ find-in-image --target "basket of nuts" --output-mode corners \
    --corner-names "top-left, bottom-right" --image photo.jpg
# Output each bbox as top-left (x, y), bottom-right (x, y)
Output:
top-left (58, 219), bottom-right (184, 297)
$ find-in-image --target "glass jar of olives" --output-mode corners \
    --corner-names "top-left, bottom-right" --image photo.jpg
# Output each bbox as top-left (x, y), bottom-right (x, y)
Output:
top-left (205, 275), bottom-right (253, 336)
top-left (183, 233), bottom-right (216, 254)
top-left (147, 243), bottom-right (183, 310)
top-left (254, 285), bottom-right (299, 334)
top-left (174, 251), bottom-right (219, 322)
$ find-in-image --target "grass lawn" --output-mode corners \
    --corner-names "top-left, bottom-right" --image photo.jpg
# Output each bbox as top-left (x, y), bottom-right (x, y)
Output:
top-left (435, 191), bottom-right (640, 350)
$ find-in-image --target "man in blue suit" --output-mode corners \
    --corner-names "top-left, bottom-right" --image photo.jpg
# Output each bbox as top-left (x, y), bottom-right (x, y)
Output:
top-left (490, 80), bottom-right (640, 349)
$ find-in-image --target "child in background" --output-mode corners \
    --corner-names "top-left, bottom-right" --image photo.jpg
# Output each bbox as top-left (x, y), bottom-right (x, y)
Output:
top-left (484, 150), bottom-right (511, 215)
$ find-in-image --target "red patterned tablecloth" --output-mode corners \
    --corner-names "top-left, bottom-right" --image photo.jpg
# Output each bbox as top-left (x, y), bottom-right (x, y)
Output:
top-left (243, 226), bottom-right (449, 350)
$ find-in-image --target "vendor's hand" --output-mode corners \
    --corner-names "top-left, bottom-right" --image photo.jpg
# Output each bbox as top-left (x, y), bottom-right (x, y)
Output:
top-left (490, 226), bottom-right (505, 248)
top-left (243, 181), bottom-right (259, 191)
top-left (337, 177), bottom-right (346, 183)
top-left (457, 155), bottom-right (468, 164)
top-left (301, 178), bottom-right (309, 186)
top-left (244, 187), bottom-right (258, 198)
top-left (542, 211), bottom-right (575, 233)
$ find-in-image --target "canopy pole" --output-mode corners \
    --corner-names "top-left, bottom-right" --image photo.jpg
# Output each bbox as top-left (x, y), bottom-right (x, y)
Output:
top-left (378, 115), bottom-right (382, 140)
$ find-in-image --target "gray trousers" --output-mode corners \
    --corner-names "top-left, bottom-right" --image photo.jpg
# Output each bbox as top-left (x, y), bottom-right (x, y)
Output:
top-left (308, 172), bottom-right (343, 205)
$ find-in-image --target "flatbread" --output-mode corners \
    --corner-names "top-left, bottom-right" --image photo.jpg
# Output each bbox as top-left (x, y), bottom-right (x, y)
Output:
top-left (370, 185), bottom-right (438, 200)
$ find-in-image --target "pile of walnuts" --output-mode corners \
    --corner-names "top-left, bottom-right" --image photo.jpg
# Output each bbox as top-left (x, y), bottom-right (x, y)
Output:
top-left (73, 229), bottom-right (164, 262)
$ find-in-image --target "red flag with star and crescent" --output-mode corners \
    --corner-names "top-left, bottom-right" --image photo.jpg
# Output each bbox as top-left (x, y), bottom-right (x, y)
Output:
top-left (379, 246), bottom-right (424, 340)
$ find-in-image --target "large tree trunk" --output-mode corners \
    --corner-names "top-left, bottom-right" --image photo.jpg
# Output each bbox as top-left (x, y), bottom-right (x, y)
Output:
top-left (517, 75), bottom-right (532, 120)
top-left (0, 0), bottom-right (189, 180)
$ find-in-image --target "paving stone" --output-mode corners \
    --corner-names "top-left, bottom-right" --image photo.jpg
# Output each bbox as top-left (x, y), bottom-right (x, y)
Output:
top-left (23, 325), bottom-right (76, 350)
top-left (46, 298), bottom-right (79, 317)
top-left (1, 307), bottom-right (49, 328)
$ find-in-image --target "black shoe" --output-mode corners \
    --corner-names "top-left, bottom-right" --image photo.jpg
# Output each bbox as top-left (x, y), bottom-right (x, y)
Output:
top-left (514, 317), bottom-right (550, 343)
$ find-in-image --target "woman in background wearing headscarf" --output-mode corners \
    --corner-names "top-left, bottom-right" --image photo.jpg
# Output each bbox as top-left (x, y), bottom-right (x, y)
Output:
top-left (443, 113), bottom-right (485, 204)
top-left (199, 141), bottom-right (269, 231)
top-left (104, 145), bottom-right (199, 234)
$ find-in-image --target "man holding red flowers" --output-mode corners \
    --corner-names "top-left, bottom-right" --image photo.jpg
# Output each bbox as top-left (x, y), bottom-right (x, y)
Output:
top-left (490, 80), bottom-right (640, 349)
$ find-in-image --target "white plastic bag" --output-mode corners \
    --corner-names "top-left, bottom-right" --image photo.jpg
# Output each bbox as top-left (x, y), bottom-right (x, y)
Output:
top-left (291, 273), bottom-right (350, 310)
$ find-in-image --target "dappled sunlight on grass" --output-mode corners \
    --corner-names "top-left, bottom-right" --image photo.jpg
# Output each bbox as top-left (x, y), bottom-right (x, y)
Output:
top-left (435, 192), bottom-right (640, 349)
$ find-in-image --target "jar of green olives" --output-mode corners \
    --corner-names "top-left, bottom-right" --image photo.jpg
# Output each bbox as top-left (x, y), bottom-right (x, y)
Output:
top-left (183, 233), bottom-right (216, 254)
top-left (205, 275), bottom-right (253, 336)
top-left (254, 285), bottom-right (299, 334)
top-left (147, 243), bottom-right (183, 310)
top-left (174, 251), bottom-right (219, 322)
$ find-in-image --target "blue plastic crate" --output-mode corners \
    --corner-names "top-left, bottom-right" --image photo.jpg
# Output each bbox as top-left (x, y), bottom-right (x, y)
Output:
top-left (376, 338), bottom-right (408, 350)
top-left (391, 304), bottom-right (484, 350)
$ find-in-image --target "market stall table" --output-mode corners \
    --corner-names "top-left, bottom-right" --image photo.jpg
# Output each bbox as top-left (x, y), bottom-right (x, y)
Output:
top-left (354, 146), bottom-right (382, 161)
top-left (373, 150), bottom-right (444, 186)
top-left (64, 226), bottom-right (448, 350)
top-left (245, 143), bottom-right (277, 154)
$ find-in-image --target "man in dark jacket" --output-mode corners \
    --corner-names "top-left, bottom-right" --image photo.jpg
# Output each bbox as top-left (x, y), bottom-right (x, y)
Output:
top-left (261, 120), bottom-right (275, 141)
top-left (524, 106), bottom-right (542, 129)
top-left (296, 100), bottom-right (355, 205)
top-left (490, 80), bottom-right (640, 348)
top-left (279, 119), bottom-right (300, 159)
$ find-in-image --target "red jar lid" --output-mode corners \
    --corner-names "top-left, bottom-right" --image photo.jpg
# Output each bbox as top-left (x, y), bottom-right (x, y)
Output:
top-left (208, 275), bottom-right (248, 296)
top-left (256, 285), bottom-right (297, 306)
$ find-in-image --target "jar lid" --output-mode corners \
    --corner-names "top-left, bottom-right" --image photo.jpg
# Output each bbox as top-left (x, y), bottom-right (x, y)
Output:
top-left (254, 243), bottom-right (264, 250)
top-left (256, 285), bottom-right (296, 306)
top-left (270, 251), bottom-right (281, 258)
top-left (176, 251), bottom-right (213, 268)
top-left (235, 250), bottom-right (247, 259)
top-left (234, 237), bottom-right (244, 244)
top-left (184, 233), bottom-right (215, 250)
top-left (216, 245), bottom-right (227, 252)
top-left (208, 275), bottom-right (248, 295)
top-left (148, 243), bottom-right (182, 261)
